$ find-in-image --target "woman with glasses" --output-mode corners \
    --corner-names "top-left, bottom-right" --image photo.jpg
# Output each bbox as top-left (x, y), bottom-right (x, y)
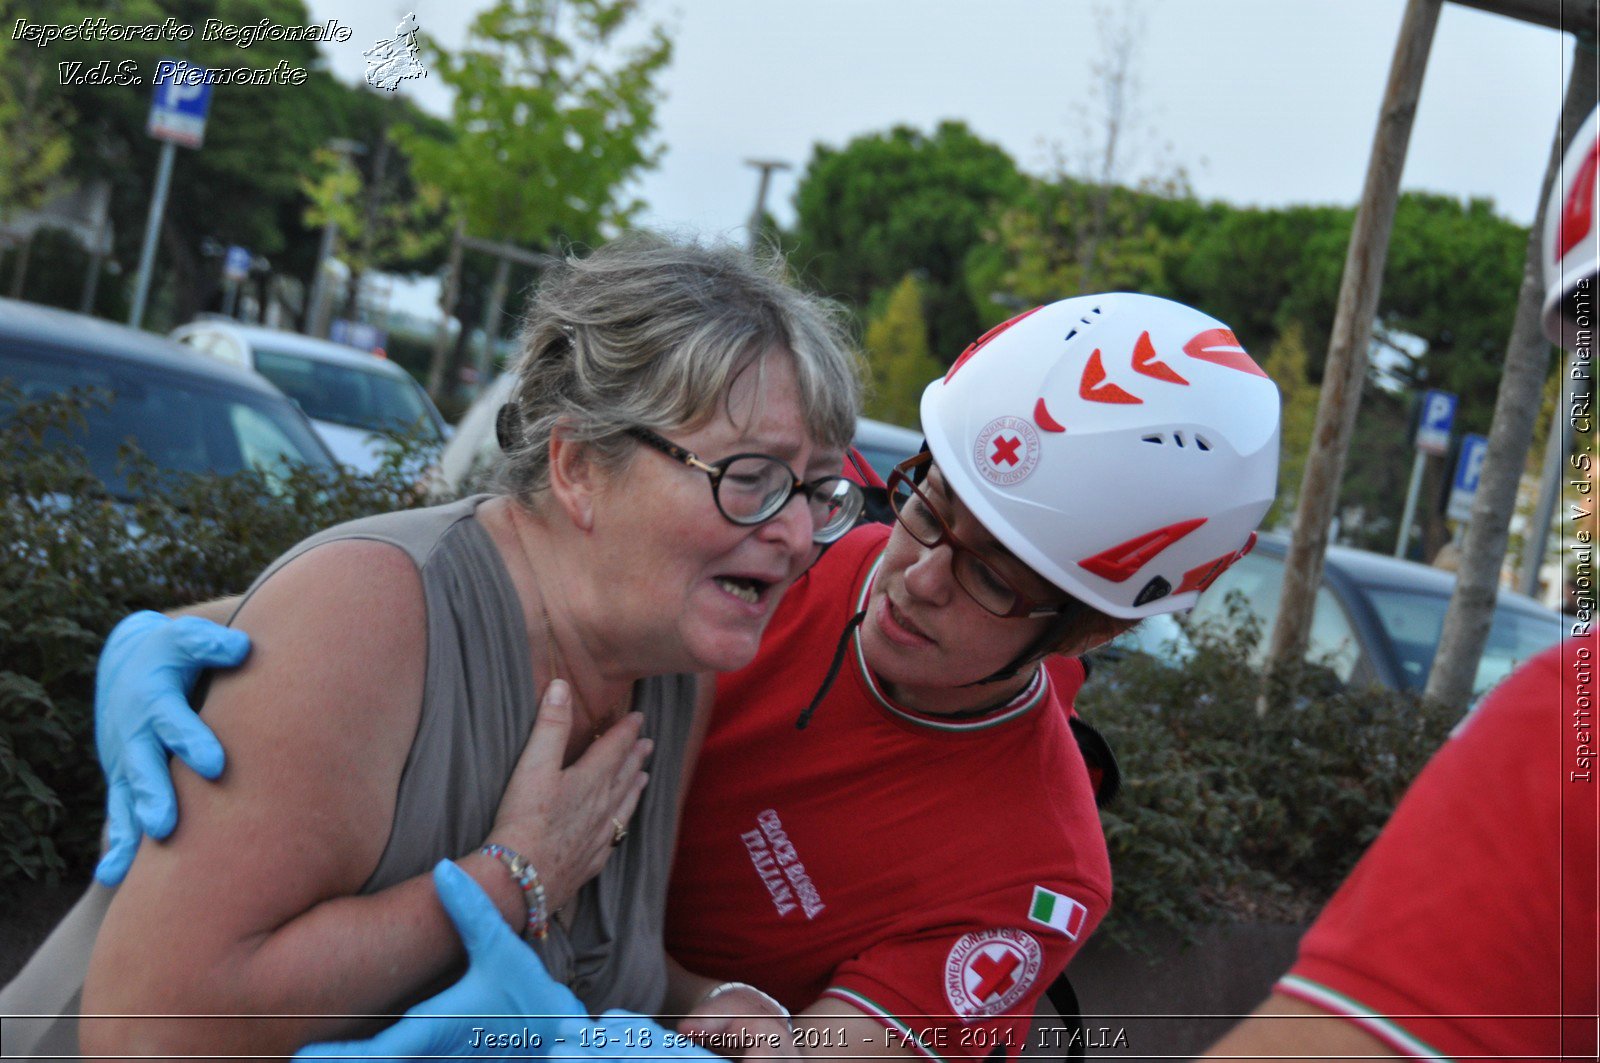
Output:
top-left (1, 234), bottom-right (862, 1059)
top-left (59, 293), bottom-right (1280, 1061)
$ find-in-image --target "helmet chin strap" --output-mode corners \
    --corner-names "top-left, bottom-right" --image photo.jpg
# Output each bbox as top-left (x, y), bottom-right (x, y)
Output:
top-left (960, 600), bottom-right (1086, 688)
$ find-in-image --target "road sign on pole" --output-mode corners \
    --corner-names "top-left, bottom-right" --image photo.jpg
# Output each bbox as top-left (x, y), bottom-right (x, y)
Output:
top-left (1395, 388), bottom-right (1458, 556)
top-left (147, 61), bottom-right (213, 148)
top-left (223, 245), bottom-right (251, 282)
top-left (1414, 389), bottom-right (1457, 456)
top-left (1446, 433), bottom-right (1489, 524)
top-left (130, 63), bottom-right (213, 327)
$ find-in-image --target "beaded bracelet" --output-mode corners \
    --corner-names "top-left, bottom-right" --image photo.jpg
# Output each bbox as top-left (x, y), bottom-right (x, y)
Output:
top-left (479, 843), bottom-right (550, 939)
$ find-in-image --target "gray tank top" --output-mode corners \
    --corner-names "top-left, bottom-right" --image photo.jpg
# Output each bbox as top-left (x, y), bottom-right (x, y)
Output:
top-left (1, 495), bottom-right (695, 1055)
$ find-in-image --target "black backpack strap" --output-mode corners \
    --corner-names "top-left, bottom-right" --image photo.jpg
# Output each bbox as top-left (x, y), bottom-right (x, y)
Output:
top-left (1044, 974), bottom-right (1088, 1060)
top-left (1068, 715), bottom-right (1121, 808)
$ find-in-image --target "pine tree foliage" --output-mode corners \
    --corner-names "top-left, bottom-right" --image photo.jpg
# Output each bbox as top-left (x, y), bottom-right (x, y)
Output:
top-left (862, 274), bottom-right (943, 429)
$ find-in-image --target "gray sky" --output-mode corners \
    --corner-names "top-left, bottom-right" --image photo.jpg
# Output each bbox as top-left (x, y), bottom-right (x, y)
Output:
top-left (306, 0), bottom-right (1576, 242)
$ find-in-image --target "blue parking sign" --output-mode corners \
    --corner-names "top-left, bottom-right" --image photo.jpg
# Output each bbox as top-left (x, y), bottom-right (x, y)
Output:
top-left (147, 60), bottom-right (213, 148)
top-left (1414, 389), bottom-right (1457, 456)
top-left (223, 245), bottom-right (251, 282)
top-left (1447, 433), bottom-right (1489, 523)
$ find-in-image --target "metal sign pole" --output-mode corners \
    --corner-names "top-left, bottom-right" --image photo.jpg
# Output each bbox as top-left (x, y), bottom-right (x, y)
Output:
top-left (1394, 451), bottom-right (1428, 558)
top-left (128, 140), bottom-right (176, 329)
top-left (1517, 352), bottom-right (1578, 595)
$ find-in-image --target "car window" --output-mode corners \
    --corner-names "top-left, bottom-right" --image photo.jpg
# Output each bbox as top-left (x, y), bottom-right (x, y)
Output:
top-left (1185, 551), bottom-right (1362, 682)
top-left (1107, 610), bottom-right (1196, 664)
top-left (853, 443), bottom-right (918, 483)
top-left (251, 347), bottom-right (439, 439)
top-left (230, 404), bottom-right (318, 484)
top-left (0, 342), bottom-right (333, 499)
top-left (1363, 588), bottom-right (1564, 695)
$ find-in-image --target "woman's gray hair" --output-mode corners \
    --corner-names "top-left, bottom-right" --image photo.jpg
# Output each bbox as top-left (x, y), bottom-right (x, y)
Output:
top-left (497, 233), bottom-right (862, 503)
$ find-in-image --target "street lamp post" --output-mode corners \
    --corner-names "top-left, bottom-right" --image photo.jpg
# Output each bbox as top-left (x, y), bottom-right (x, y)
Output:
top-left (744, 159), bottom-right (791, 254)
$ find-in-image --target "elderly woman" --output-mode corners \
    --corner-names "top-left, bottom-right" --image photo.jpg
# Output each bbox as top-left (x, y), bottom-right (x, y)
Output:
top-left (73, 293), bottom-right (1284, 1063)
top-left (49, 236), bottom-right (862, 1057)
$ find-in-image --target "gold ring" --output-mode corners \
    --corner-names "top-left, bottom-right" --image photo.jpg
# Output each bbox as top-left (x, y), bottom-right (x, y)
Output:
top-left (610, 817), bottom-right (628, 847)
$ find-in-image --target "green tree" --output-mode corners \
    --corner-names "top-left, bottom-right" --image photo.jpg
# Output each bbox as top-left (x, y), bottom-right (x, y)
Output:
top-left (1380, 193), bottom-right (1529, 417)
top-left (0, 31), bottom-right (69, 218)
top-left (300, 137), bottom-right (449, 322)
top-left (402, 0), bottom-right (671, 249)
top-left (1175, 203), bottom-right (1351, 368)
top-left (861, 274), bottom-right (942, 429)
top-left (983, 175), bottom-right (1207, 318)
top-left (793, 121), bottom-right (1025, 360)
top-left (1260, 323), bottom-right (1319, 528)
top-left (7, 0), bottom-right (424, 325)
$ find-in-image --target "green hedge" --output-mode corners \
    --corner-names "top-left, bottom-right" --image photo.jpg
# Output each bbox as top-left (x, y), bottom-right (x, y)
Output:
top-left (0, 386), bottom-right (441, 888)
top-left (1082, 618), bottom-right (1457, 948)
top-left (2, 386), bottom-right (1457, 947)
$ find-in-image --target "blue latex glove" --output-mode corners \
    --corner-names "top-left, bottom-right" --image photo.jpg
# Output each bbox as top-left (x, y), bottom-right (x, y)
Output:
top-left (297, 861), bottom-right (716, 1061)
top-left (93, 610), bottom-right (251, 886)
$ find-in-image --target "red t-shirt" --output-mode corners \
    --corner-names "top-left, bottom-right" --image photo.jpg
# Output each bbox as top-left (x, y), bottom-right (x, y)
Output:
top-left (1278, 641), bottom-right (1598, 1060)
top-left (666, 525), bottom-right (1111, 1060)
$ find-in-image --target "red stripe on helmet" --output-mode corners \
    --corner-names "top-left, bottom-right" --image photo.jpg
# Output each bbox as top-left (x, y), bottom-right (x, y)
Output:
top-left (1033, 397), bottom-right (1067, 433)
top-left (1078, 518), bottom-right (1208, 583)
top-left (1175, 532), bottom-right (1259, 593)
top-left (1079, 349), bottom-right (1142, 405)
top-left (1558, 136), bottom-right (1600, 262)
top-left (1183, 328), bottom-right (1266, 378)
top-left (943, 306), bottom-right (1043, 383)
top-left (1131, 330), bottom-right (1189, 385)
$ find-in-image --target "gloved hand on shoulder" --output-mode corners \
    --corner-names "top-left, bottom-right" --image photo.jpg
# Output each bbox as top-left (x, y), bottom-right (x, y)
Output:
top-left (93, 610), bottom-right (248, 885)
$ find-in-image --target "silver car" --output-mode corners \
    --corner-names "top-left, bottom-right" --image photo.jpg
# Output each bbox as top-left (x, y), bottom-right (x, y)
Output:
top-left (171, 320), bottom-right (447, 475)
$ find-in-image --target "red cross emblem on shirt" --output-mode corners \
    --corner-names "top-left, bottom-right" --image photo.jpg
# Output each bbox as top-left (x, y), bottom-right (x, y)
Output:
top-left (944, 929), bottom-right (1042, 1018)
top-left (990, 435), bottom-right (1022, 467)
top-left (970, 949), bottom-right (1021, 1001)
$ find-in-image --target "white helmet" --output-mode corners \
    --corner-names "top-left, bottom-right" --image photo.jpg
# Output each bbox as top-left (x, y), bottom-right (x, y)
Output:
top-left (919, 293), bottom-right (1281, 620)
top-left (1542, 105), bottom-right (1600, 349)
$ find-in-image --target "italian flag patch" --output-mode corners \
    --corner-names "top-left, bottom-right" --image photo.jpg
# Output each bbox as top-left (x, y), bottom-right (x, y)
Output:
top-left (1028, 886), bottom-right (1088, 939)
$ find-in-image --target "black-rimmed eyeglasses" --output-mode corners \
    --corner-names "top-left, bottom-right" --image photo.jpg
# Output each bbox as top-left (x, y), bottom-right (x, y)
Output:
top-left (627, 427), bottom-right (864, 544)
top-left (886, 452), bottom-right (1068, 619)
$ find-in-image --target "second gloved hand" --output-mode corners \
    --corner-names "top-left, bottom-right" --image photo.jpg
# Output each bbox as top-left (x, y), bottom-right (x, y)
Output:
top-left (297, 860), bottom-right (717, 1061)
top-left (93, 610), bottom-right (250, 886)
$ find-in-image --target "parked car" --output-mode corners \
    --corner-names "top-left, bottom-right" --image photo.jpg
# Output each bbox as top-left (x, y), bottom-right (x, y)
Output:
top-left (847, 417), bottom-right (924, 482)
top-left (1112, 531), bottom-right (1565, 698)
top-left (0, 299), bottom-right (337, 498)
top-left (428, 370), bottom-right (515, 497)
top-left (170, 320), bottom-right (447, 474)
top-left (426, 370), bottom-right (926, 497)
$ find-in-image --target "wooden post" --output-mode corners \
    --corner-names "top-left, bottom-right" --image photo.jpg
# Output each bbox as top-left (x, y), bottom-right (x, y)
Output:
top-left (427, 218), bottom-right (466, 403)
top-left (476, 254), bottom-right (513, 394)
top-left (1425, 39), bottom-right (1598, 709)
top-left (1264, 0), bottom-right (1443, 693)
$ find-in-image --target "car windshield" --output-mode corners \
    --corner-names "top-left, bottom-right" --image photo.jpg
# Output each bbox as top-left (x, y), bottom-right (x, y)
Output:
top-left (251, 346), bottom-right (439, 439)
top-left (853, 442), bottom-right (917, 483)
top-left (1362, 587), bottom-right (1565, 695)
top-left (1, 342), bottom-right (335, 500)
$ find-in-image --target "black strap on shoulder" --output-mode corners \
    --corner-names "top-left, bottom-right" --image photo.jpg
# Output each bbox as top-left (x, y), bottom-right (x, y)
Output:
top-left (1068, 716), bottom-right (1121, 808)
top-left (1044, 974), bottom-right (1088, 1060)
